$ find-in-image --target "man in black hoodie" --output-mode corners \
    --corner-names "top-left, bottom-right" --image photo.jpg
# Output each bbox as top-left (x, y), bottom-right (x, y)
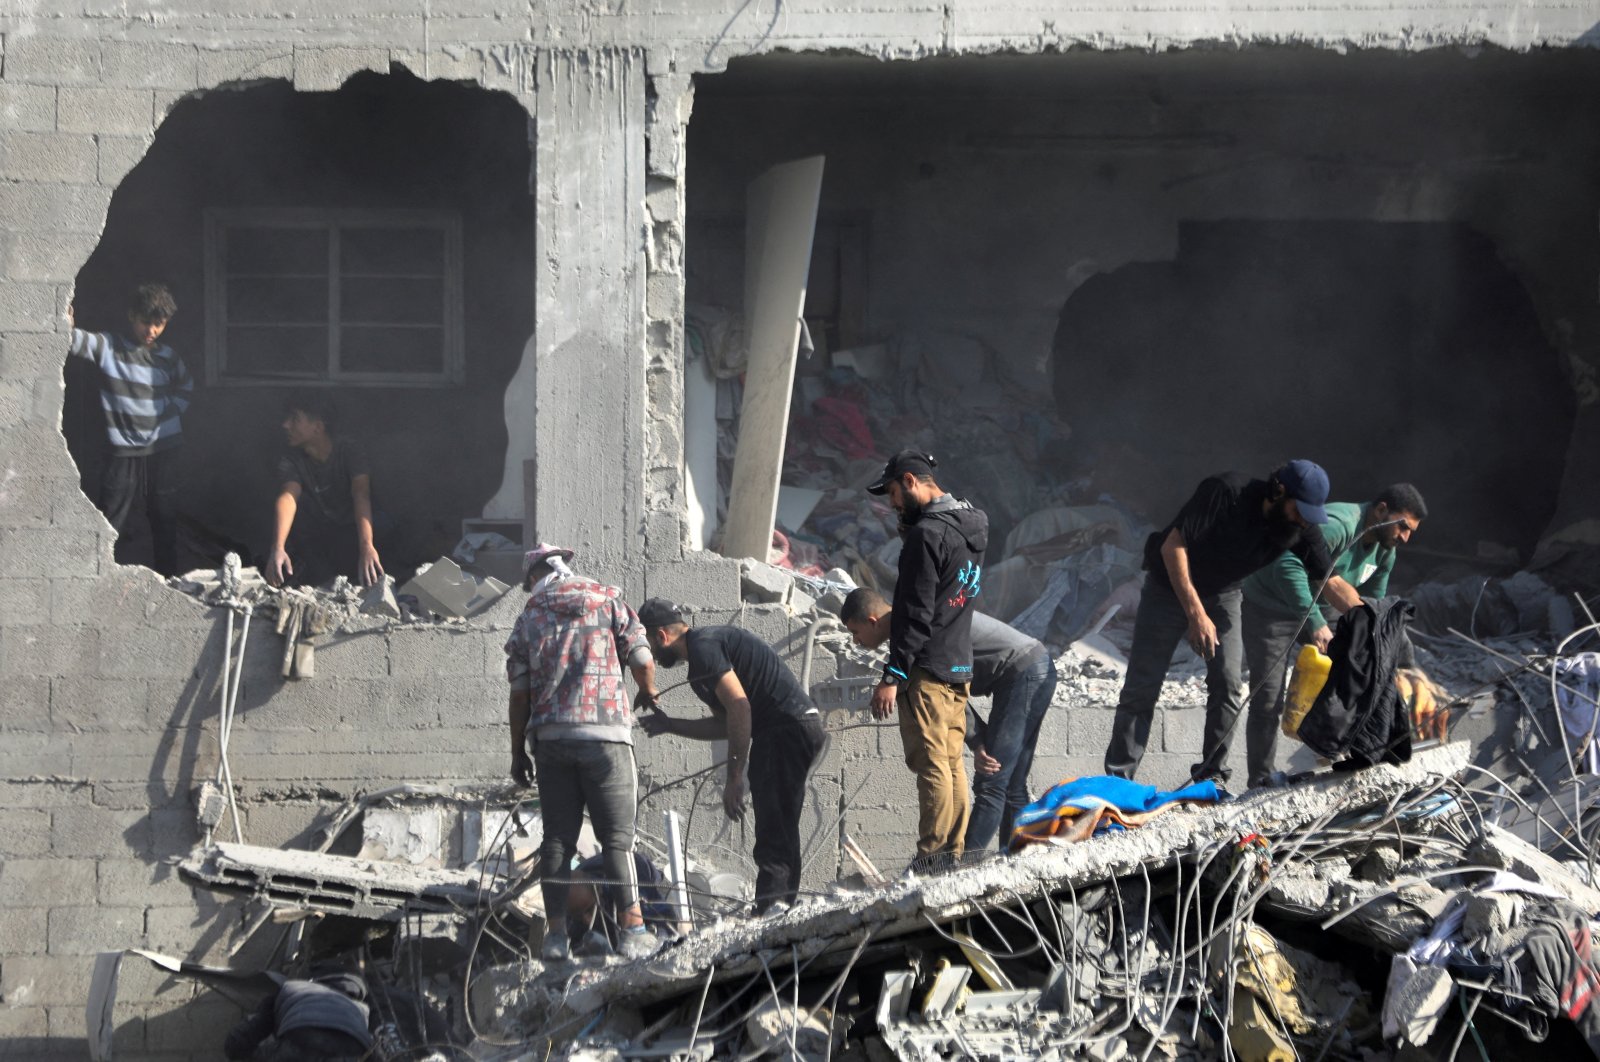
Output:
top-left (866, 449), bottom-right (989, 869)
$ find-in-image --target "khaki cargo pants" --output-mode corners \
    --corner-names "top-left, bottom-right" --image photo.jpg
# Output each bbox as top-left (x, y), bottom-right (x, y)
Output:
top-left (898, 667), bottom-right (971, 863)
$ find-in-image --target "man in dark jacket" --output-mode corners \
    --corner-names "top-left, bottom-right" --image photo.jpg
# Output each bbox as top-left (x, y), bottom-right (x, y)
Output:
top-left (1104, 461), bottom-right (1356, 785)
top-left (865, 449), bottom-right (989, 869)
top-left (223, 970), bottom-right (373, 1061)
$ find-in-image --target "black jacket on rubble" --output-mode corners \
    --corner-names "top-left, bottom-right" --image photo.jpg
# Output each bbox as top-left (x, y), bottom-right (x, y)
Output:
top-left (886, 495), bottom-right (990, 687)
top-left (1299, 596), bottom-right (1415, 767)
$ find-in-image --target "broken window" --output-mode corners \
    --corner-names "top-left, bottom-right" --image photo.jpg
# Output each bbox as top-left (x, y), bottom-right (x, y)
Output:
top-left (205, 208), bottom-right (465, 386)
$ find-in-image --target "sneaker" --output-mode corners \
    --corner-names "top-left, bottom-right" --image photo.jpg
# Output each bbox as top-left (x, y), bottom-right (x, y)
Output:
top-left (577, 930), bottom-right (613, 958)
top-left (540, 930), bottom-right (570, 962)
top-left (617, 925), bottom-right (660, 960)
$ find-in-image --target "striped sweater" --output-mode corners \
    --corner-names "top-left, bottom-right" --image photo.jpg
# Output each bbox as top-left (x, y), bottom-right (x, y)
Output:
top-left (67, 329), bottom-right (193, 455)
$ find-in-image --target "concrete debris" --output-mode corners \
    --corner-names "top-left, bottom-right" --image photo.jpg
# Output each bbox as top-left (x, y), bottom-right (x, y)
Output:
top-left (361, 573), bottom-right (403, 618)
top-left (1382, 957), bottom-right (1455, 1045)
top-left (399, 556), bottom-right (510, 619)
top-left (739, 558), bottom-right (793, 603)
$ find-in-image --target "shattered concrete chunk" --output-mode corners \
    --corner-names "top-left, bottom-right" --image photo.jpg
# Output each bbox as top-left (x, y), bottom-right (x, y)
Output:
top-left (360, 574), bottom-right (401, 619)
top-left (740, 559), bottom-right (792, 604)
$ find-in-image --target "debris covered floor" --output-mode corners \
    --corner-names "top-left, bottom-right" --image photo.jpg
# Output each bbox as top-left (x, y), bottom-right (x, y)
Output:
top-left (97, 733), bottom-right (1600, 1062)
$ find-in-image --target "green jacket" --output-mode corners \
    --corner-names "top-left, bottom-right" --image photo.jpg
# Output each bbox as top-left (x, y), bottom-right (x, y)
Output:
top-left (1242, 502), bottom-right (1395, 629)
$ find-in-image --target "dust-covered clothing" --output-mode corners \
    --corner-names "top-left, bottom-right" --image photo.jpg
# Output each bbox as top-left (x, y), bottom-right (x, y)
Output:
top-left (223, 974), bottom-right (373, 1061)
top-left (504, 576), bottom-right (651, 743)
top-left (1144, 473), bottom-right (1331, 598)
top-left (275, 437), bottom-right (370, 526)
top-left (68, 329), bottom-right (193, 455)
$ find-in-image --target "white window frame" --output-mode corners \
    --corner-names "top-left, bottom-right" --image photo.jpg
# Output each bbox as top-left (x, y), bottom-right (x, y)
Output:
top-left (204, 207), bottom-right (465, 387)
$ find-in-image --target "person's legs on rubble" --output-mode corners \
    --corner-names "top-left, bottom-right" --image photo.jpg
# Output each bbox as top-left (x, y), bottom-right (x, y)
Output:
top-left (1003, 656), bottom-right (1057, 844)
top-left (1242, 598), bottom-right (1311, 787)
top-left (749, 713), bottom-right (825, 912)
top-left (899, 668), bottom-right (970, 871)
top-left (1105, 575), bottom-right (1191, 779)
top-left (532, 739), bottom-right (586, 962)
top-left (1190, 589), bottom-right (1245, 785)
top-left (575, 740), bottom-right (658, 959)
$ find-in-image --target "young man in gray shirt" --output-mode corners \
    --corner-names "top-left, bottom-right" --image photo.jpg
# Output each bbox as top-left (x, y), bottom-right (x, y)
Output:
top-left (843, 588), bottom-right (1058, 854)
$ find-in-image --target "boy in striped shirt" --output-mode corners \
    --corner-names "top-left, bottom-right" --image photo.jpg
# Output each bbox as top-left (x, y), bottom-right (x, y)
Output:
top-left (67, 284), bottom-right (192, 574)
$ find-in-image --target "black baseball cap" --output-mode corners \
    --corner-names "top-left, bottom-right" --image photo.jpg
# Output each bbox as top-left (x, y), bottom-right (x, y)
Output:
top-left (636, 597), bottom-right (687, 628)
top-left (866, 449), bottom-right (939, 496)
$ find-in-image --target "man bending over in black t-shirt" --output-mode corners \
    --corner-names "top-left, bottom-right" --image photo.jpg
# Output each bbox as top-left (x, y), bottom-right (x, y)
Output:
top-left (635, 599), bottom-right (826, 914)
top-left (266, 392), bottom-right (385, 588)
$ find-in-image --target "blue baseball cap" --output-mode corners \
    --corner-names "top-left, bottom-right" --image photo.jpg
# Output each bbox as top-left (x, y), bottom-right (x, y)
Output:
top-left (1275, 460), bottom-right (1330, 524)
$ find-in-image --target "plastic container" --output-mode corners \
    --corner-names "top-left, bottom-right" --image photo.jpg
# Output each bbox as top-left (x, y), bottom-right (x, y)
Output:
top-left (1281, 644), bottom-right (1332, 738)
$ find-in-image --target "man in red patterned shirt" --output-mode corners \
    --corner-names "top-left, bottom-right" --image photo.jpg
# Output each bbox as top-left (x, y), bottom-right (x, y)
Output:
top-left (504, 543), bottom-right (660, 962)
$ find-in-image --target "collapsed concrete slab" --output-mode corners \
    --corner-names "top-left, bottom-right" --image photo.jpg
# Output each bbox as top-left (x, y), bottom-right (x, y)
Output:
top-left (180, 841), bottom-right (487, 921)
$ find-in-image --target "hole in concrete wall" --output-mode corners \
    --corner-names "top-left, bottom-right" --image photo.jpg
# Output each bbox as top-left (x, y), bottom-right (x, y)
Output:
top-left (685, 49), bottom-right (1597, 598)
top-left (66, 67), bottom-right (534, 581)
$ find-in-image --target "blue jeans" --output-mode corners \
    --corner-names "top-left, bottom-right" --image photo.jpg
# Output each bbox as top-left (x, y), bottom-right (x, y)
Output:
top-left (965, 655), bottom-right (1058, 853)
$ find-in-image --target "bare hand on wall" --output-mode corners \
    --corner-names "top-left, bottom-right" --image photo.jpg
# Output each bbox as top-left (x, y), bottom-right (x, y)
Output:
top-left (266, 547), bottom-right (293, 587)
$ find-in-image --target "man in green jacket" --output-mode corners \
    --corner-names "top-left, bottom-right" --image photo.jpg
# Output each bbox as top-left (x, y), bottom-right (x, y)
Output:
top-left (1240, 483), bottom-right (1428, 786)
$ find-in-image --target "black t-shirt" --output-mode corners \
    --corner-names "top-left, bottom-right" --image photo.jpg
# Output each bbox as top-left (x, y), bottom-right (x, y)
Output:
top-left (1143, 473), bottom-right (1331, 598)
top-left (684, 626), bottom-right (815, 736)
top-left (275, 437), bottom-right (370, 526)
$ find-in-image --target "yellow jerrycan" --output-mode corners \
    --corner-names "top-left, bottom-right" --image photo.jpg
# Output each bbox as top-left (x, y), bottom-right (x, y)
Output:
top-left (1281, 644), bottom-right (1332, 738)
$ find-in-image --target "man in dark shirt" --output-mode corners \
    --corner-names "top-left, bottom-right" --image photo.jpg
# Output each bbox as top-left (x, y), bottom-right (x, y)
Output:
top-left (864, 449), bottom-right (989, 870)
top-left (1104, 461), bottom-right (1357, 785)
top-left (636, 599), bottom-right (826, 913)
top-left (266, 393), bottom-right (384, 588)
top-left (843, 588), bottom-right (1057, 855)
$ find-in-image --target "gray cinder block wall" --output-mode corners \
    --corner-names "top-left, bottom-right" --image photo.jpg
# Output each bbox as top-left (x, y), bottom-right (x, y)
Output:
top-left (2, 4), bottom-right (1598, 1059)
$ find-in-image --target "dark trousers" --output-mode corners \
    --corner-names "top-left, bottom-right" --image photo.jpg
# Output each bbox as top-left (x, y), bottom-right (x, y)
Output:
top-left (100, 448), bottom-right (180, 574)
top-left (1104, 575), bottom-right (1244, 784)
top-left (1241, 597), bottom-right (1316, 787)
top-left (749, 713), bottom-right (826, 912)
top-left (534, 739), bottom-right (639, 932)
top-left (966, 655), bottom-right (1058, 853)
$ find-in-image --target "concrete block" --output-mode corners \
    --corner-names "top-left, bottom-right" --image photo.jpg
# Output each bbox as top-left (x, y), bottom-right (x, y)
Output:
top-left (0, 332), bottom-right (65, 381)
top-left (143, 994), bottom-right (242, 1053)
top-left (0, 182), bottom-right (112, 234)
top-left (153, 89), bottom-right (192, 125)
top-left (0, 231), bottom-right (99, 283)
top-left (1160, 707), bottom-right (1208, 755)
top-left (0, 527), bottom-right (102, 580)
top-left (1, 38), bottom-right (101, 85)
top-left (0, 624), bottom-right (101, 678)
top-left (0, 859), bottom-right (97, 907)
top-left (145, 901), bottom-right (234, 954)
top-left (0, 281), bottom-right (61, 333)
top-left (0, 778), bottom-right (93, 809)
top-left (0, 809), bottom-right (51, 857)
top-left (294, 47), bottom-right (391, 92)
top-left (0, 131), bottom-right (97, 184)
top-left (97, 135), bottom-right (152, 186)
top-left (99, 41), bottom-right (199, 89)
top-left (0, 579), bottom-right (49, 624)
top-left (49, 676), bottom-right (149, 731)
top-left (739, 560), bottom-right (792, 604)
top-left (57, 88), bottom-right (153, 136)
top-left (46, 905), bottom-right (144, 955)
top-left (50, 806), bottom-right (150, 857)
top-left (97, 860), bottom-right (197, 909)
top-left (309, 631), bottom-right (392, 680)
top-left (2, 955), bottom-right (97, 1007)
top-left (0, 673), bottom-right (50, 734)
top-left (238, 801), bottom-right (325, 849)
top-left (97, 625), bottom-right (207, 680)
top-left (0, 85), bottom-right (56, 133)
top-left (0, 902), bottom-right (46, 955)
top-left (386, 628), bottom-right (491, 680)
top-left (198, 47), bottom-right (293, 87)
top-left (0, 1005), bottom-right (48, 1042)
top-left (647, 555), bottom-right (741, 610)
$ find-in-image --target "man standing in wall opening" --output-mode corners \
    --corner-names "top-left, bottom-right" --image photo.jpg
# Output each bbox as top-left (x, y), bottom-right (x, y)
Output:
top-left (864, 449), bottom-right (989, 871)
top-left (67, 283), bottom-right (192, 575)
top-left (636, 599), bottom-right (827, 914)
top-left (504, 544), bottom-right (661, 962)
top-left (266, 393), bottom-right (385, 588)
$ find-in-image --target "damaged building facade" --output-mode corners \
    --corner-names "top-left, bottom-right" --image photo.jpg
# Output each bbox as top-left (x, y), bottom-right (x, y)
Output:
top-left (2, 0), bottom-right (1600, 1058)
